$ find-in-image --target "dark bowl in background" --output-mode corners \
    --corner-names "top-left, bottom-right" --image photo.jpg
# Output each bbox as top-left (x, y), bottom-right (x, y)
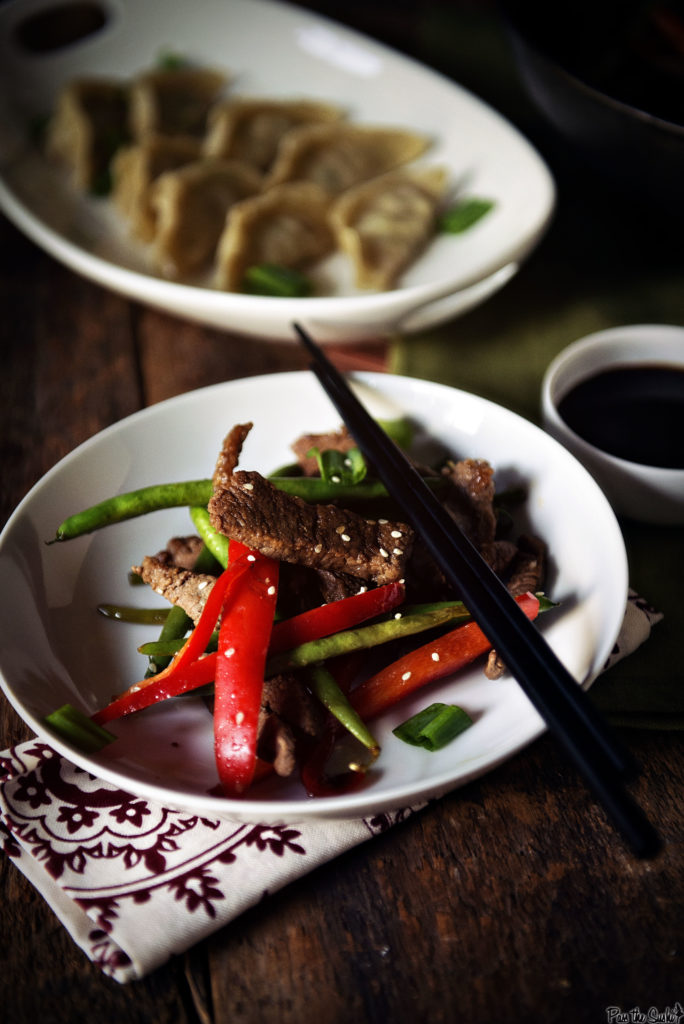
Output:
top-left (501, 0), bottom-right (684, 203)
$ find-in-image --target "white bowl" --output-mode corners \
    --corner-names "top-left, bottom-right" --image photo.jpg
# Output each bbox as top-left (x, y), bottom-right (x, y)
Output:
top-left (0, 371), bottom-right (628, 822)
top-left (541, 324), bottom-right (684, 525)
top-left (0, 0), bottom-right (555, 342)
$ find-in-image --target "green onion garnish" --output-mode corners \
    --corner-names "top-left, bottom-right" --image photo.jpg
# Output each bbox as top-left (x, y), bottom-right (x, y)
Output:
top-left (440, 198), bottom-right (495, 234)
top-left (392, 702), bottom-right (473, 751)
top-left (307, 445), bottom-right (368, 486)
top-left (243, 264), bottom-right (312, 297)
top-left (43, 703), bottom-right (116, 753)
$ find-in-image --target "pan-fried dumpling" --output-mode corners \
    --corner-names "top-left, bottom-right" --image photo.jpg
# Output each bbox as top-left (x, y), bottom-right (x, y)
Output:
top-left (129, 67), bottom-right (227, 140)
top-left (329, 165), bottom-right (448, 290)
top-left (204, 97), bottom-right (345, 172)
top-left (150, 158), bottom-right (263, 276)
top-left (45, 78), bottom-right (129, 192)
top-left (111, 135), bottom-right (201, 241)
top-left (215, 182), bottom-right (334, 292)
top-left (265, 122), bottom-right (431, 195)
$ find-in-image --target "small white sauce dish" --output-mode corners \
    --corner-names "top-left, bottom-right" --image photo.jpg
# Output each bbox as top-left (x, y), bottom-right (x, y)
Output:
top-left (541, 324), bottom-right (684, 525)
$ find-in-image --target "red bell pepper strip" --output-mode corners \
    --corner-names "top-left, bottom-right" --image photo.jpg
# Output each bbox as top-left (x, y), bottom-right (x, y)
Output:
top-left (214, 550), bottom-right (279, 796)
top-left (92, 557), bottom-right (251, 725)
top-left (269, 581), bottom-right (405, 654)
top-left (351, 591), bottom-right (541, 721)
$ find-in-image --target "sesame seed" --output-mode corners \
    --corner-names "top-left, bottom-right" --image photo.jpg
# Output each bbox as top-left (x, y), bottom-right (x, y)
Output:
top-left (378, 518), bottom-right (388, 524)
top-left (247, 554), bottom-right (256, 562)
top-left (331, 475), bottom-right (341, 483)
top-left (431, 652), bottom-right (440, 662)
top-left (379, 548), bottom-right (389, 558)
top-left (243, 482), bottom-right (254, 491)
top-left (392, 547), bottom-right (403, 556)
top-left (394, 612), bottom-right (402, 619)
top-left (341, 534), bottom-right (350, 542)
top-left (357, 586), bottom-right (368, 594)
top-left (314, 544), bottom-right (322, 553)
top-left (391, 530), bottom-right (402, 538)
top-left (401, 671), bottom-right (412, 681)
top-left (335, 525), bottom-right (347, 534)
top-left (224, 647), bottom-right (235, 658)
top-left (197, 580), bottom-right (208, 590)
top-left (236, 711), bottom-right (244, 726)
top-left (267, 585), bottom-right (276, 595)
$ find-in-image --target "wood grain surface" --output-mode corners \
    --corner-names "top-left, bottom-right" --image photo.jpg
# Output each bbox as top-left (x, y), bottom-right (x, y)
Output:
top-left (2, 3), bottom-right (683, 1022)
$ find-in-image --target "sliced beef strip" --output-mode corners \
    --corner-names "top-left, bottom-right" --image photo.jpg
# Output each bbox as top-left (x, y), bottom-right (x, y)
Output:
top-left (441, 457), bottom-right (498, 552)
top-left (208, 424), bottom-right (414, 586)
top-left (404, 457), bottom-right (543, 603)
top-left (210, 469), bottom-right (412, 585)
top-left (131, 556), bottom-right (216, 624)
top-left (257, 673), bottom-right (326, 777)
top-left (153, 534), bottom-right (205, 571)
top-left (213, 420), bottom-right (253, 490)
top-left (483, 536), bottom-right (548, 680)
top-left (404, 457), bottom-right (502, 601)
top-left (505, 534), bottom-right (547, 597)
top-left (314, 568), bottom-right (367, 603)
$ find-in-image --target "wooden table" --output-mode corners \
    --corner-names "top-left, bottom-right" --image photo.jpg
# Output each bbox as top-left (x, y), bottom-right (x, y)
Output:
top-left (2, 3), bottom-right (683, 1022)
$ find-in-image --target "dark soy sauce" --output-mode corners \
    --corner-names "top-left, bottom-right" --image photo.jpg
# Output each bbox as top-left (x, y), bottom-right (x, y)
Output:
top-left (557, 364), bottom-right (684, 470)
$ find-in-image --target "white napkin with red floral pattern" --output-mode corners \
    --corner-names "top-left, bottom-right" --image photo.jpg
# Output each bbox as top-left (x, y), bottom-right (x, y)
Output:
top-left (0, 590), bottom-right (663, 982)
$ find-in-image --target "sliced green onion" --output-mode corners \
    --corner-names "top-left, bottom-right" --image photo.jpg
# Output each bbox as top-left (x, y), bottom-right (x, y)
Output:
top-left (392, 702), bottom-right (473, 751)
top-left (377, 417), bottom-right (415, 451)
top-left (440, 198), bottom-right (495, 234)
top-left (157, 50), bottom-right (187, 69)
top-left (43, 704), bottom-right (117, 753)
top-left (308, 446), bottom-right (368, 486)
top-left (243, 264), bottom-right (312, 297)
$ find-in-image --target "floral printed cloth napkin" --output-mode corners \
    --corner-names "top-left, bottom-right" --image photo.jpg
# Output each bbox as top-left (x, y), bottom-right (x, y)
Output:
top-left (0, 590), bottom-right (663, 983)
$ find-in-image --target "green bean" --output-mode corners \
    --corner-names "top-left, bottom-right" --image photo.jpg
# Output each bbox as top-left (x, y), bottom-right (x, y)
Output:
top-left (265, 605), bottom-right (471, 676)
top-left (51, 475), bottom-right (449, 542)
top-left (139, 630), bottom-right (219, 659)
top-left (51, 479), bottom-right (214, 541)
top-left (137, 605), bottom-right (469, 664)
top-left (190, 506), bottom-right (229, 568)
top-left (97, 604), bottom-right (171, 624)
top-left (145, 603), bottom-right (193, 676)
top-left (306, 665), bottom-right (379, 754)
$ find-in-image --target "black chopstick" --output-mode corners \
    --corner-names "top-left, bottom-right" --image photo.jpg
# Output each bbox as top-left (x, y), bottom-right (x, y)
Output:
top-left (294, 322), bottom-right (661, 858)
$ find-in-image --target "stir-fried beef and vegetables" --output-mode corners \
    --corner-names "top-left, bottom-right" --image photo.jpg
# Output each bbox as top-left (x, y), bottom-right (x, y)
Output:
top-left (46, 419), bottom-right (554, 798)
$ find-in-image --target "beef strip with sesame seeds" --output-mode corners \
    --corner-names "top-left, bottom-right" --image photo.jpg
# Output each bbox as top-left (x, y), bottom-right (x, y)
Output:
top-left (131, 555), bottom-right (216, 624)
top-left (208, 423), bottom-right (414, 586)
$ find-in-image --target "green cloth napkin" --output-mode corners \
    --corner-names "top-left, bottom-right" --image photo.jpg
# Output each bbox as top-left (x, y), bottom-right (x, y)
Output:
top-left (388, 5), bottom-right (684, 728)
